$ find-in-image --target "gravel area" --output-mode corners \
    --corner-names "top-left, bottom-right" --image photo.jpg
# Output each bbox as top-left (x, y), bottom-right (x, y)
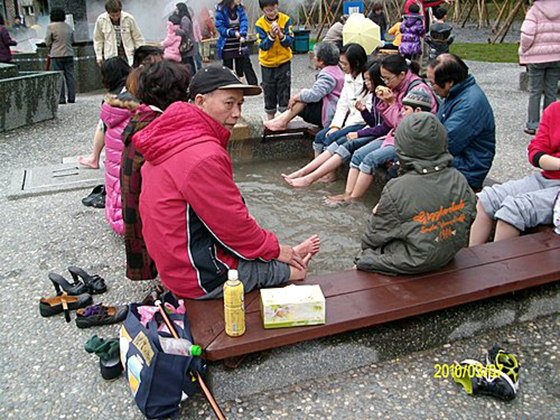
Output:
top-left (0, 51), bottom-right (556, 419)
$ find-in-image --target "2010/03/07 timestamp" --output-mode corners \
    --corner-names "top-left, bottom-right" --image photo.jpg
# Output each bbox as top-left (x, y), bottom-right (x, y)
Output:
top-left (434, 363), bottom-right (501, 379)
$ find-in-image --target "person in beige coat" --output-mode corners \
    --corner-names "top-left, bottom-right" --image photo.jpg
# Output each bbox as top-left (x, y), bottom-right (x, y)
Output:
top-left (93, 0), bottom-right (144, 67)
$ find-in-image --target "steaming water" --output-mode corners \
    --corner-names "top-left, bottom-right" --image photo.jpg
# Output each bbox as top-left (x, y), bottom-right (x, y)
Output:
top-left (233, 158), bottom-right (380, 276)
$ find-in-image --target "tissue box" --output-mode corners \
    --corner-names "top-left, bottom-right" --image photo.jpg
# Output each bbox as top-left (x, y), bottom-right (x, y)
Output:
top-left (260, 284), bottom-right (326, 329)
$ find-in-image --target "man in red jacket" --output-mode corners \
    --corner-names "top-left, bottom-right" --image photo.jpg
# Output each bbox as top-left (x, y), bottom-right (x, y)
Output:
top-left (133, 65), bottom-right (320, 299)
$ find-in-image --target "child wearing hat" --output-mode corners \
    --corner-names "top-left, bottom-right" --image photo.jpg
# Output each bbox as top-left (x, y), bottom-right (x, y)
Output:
top-left (356, 112), bottom-right (477, 275)
top-left (325, 88), bottom-right (434, 206)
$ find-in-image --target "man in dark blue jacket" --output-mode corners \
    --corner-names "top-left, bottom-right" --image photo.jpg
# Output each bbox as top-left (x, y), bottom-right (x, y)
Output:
top-left (427, 54), bottom-right (496, 190)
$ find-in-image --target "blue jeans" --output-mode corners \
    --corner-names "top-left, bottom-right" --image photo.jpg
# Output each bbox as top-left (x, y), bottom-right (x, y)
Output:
top-left (350, 139), bottom-right (397, 175)
top-left (313, 124), bottom-right (365, 153)
top-left (327, 135), bottom-right (377, 163)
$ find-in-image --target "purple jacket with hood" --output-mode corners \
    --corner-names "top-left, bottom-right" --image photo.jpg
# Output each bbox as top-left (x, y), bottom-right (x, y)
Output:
top-left (399, 14), bottom-right (424, 56)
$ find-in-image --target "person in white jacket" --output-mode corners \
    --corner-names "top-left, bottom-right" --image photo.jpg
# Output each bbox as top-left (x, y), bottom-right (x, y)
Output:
top-left (519, 0), bottom-right (560, 135)
top-left (283, 43), bottom-right (370, 184)
top-left (93, 0), bottom-right (145, 67)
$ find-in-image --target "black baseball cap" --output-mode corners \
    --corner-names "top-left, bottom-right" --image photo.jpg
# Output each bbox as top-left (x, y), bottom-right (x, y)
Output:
top-left (188, 65), bottom-right (262, 98)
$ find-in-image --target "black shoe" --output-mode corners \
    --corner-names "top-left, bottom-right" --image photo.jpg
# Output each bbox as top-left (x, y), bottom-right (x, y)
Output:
top-left (39, 292), bottom-right (93, 322)
top-left (49, 272), bottom-right (89, 296)
top-left (100, 355), bottom-right (123, 380)
top-left (523, 127), bottom-right (536, 135)
top-left (82, 185), bottom-right (105, 207)
top-left (68, 266), bottom-right (107, 294)
top-left (68, 99), bottom-right (76, 103)
top-left (75, 304), bottom-right (128, 328)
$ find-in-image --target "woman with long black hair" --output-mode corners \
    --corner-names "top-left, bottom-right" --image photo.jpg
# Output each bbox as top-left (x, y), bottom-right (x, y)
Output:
top-left (174, 2), bottom-right (197, 75)
top-left (215, 0), bottom-right (258, 85)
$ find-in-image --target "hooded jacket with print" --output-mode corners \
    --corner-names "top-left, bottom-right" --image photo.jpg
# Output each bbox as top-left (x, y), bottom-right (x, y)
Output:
top-left (132, 102), bottom-right (281, 298)
top-left (356, 113), bottom-right (476, 275)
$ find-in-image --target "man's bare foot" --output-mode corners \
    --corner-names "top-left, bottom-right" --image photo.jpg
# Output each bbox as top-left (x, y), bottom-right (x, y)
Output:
top-left (287, 176), bottom-right (313, 188)
top-left (316, 173), bottom-right (336, 183)
top-left (289, 253), bottom-right (313, 281)
top-left (293, 234), bottom-right (320, 257)
top-left (264, 119), bottom-right (288, 132)
top-left (77, 156), bottom-right (99, 169)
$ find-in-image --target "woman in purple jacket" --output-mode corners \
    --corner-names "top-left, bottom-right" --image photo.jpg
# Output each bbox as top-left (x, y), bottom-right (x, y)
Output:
top-left (399, 4), bottom-right (424, 60)
top-left (0, 14), bottom-right (17, 63)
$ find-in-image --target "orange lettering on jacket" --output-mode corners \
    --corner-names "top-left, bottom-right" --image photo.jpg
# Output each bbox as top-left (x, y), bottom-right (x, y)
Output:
top-left (413, 200), bottom-right (466, 241)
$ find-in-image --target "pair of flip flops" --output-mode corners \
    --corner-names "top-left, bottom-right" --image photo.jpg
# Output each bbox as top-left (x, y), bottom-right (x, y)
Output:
top-left (82, 185), bottom-right (105, 208)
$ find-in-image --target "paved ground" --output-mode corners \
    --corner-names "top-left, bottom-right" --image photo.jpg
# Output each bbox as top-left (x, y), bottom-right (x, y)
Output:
top-left (186, 314), bottom-right (559, 419)
top-left (0, 51), bottom-right (557, 419)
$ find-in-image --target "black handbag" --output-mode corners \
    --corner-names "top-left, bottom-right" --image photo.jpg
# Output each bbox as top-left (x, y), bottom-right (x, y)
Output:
top-left (180, 36), bottom-right (194, 54)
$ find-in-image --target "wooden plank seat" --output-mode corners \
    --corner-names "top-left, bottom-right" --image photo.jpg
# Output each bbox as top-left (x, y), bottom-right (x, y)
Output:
top-left (263, 120), bottom-right (320, 140)
top-left (184, 229), bottom-right (560, 362)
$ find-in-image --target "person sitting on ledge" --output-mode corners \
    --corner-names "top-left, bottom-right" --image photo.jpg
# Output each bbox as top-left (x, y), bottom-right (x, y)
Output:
top-left (132, 65), bottom-right (321, 299)
top-left (427, 53), bottom-right (496, 191)
top-left (469, 102), bottom-right (560, 246)
top-left (264, 41), bottom-right (344, 131)
top-left (356, 112), bottom-right (476, 275)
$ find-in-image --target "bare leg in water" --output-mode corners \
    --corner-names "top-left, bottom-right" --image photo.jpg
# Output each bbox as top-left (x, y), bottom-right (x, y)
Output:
top-left (345, 171), bottom-right (374, 202)
top-left (286, 154), bottom-right (344, 188)
top-left (264, 102), bottom-right (306, 131)
top-left (78, 122), bottom-right (105, 169)
top-left (494, 220), bottom-right (521, 242)
top-left (469, 200), bottom-right (493, 246)
top-left (283, 150), bottom-right (332, 181)
top-left (325, 167), bottom-right (360, 203)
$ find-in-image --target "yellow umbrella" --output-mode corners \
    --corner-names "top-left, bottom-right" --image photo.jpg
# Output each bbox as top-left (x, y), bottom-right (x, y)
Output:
top-left (342, 13), bottom-right (381, 54)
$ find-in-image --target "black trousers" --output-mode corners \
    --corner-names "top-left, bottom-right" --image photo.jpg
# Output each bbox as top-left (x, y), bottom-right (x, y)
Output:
top-left (223, 55), bottom-right (258, 86)
top-left (51, 56), bottom-right (76, 103)
top-left (261, 61), bottom-right (291, 115)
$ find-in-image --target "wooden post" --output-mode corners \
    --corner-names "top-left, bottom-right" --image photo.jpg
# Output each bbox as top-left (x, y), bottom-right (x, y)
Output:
top-left (490, 0), bottom-right (525, 44)
top-left (317, 0), bottom-right (343, 41)
top-left (491, 0), bottom-right (509, 33)
top-left (461, 0), bottom-right (476, 28)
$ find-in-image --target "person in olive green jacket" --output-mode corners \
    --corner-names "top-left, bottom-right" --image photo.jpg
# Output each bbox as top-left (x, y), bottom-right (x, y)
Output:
top-left (356, 112), bottom-right (476, 275)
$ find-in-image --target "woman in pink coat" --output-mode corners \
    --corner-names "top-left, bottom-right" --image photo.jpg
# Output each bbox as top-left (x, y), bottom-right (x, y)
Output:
top-left (100, 92), bottom-right (139, 235)
top-left (162, 16), bottom-right (182, 62)
top-left (519, 0), bottom-right (560, 135)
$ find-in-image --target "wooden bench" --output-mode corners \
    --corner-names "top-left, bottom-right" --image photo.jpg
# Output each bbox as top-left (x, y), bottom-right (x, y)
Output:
top-left (184, 230), bottom-right (560, 362)
top-left (263, 120), bottom-right (320, 141)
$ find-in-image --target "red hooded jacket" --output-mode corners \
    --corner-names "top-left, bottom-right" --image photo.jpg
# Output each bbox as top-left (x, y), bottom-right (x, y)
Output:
top-left (528, 101), bottom-right (560, 180)
top-left (132, 102), bottom-right (280, 298)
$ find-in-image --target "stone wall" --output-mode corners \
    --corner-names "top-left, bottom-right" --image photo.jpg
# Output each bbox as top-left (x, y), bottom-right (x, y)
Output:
top-left (0, 63), bottom-right (62, 133)
top-left (12, 41), bottom-right (103, 92)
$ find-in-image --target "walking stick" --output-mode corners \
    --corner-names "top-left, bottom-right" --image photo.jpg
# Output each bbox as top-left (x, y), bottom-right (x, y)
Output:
top-left (154, 301), bottom-right (226, 420)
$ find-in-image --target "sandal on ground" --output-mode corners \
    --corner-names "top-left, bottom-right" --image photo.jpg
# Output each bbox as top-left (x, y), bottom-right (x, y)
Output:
top-left (48, 272), bottom-right (88, 296)
top-left (82, 185), bottom-right (105, 207)
top-left (68, 266), bottom-right (107, 294)
top-left (90, 192), bottom-right (106, 209)
top-left (39, 292), bottom-right (93, 322)
top-left (75, 304), bottom-right (128, 329)
top-left (85, 335), bottom-right (123, 380)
